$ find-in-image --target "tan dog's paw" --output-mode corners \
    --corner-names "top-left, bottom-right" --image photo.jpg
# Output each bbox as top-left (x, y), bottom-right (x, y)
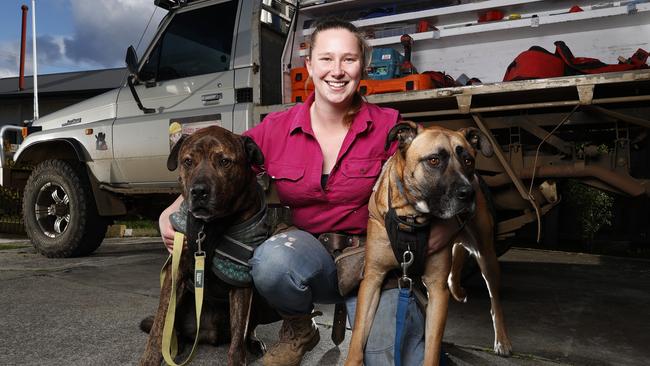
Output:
top-left (344, 357), bottom-right (363, 366)
top-left (344, 361), bottom-right (362, 366)
top-left (494, 338), bottom-right (513, 357)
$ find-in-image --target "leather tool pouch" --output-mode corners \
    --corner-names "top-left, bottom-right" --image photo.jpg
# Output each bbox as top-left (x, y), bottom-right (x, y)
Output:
top-left (318, 233), bottom-right (366, 297)
top-left (334, 246), bottom-right (365, 297)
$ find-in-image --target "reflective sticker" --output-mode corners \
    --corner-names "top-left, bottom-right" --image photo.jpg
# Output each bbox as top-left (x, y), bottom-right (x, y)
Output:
top-left (169, 114), bottom-right (222, 149)
top-left (95, 132), bottom-right (108, 151)
top-left (195, 269), bottom-right (204, 288)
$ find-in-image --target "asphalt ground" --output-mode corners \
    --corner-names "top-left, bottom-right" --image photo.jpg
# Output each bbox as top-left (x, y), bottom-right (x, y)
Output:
top-left (0, 236), bottom-right (648, 365)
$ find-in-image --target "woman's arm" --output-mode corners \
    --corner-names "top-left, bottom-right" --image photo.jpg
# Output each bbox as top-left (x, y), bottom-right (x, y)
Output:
top-left (159, 194), bottom-right (184, 253)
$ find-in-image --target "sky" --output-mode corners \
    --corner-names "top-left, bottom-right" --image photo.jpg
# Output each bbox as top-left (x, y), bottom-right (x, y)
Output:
top-left (0, 0), bottom-right (166, 78)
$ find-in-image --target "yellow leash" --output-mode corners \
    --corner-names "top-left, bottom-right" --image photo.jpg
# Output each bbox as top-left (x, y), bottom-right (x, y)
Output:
top-left (161, 231), bottom-right (206, 366)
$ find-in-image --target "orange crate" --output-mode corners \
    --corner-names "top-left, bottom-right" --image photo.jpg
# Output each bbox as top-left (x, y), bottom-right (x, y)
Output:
top-left (358, 74), bottom-right (432, 96)
top-left (290, 67), bottom-right (311, 90)
top-left (291, 89), bottom-right (312, 103)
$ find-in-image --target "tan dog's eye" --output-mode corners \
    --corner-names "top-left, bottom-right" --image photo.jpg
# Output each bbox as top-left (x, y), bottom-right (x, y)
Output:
top-left (429, 157), bottom-right (440, 167)
top-left (183, 158), bottom-right (193, 168)
top-left (220, 158), bottom-right (232, 167)
top-left (464, 158), bottom-right (473, 166)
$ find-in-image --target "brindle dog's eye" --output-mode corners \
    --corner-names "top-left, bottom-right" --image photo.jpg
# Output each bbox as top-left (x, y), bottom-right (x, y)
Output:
top-left (429, 157), bottom-right (440, 167)
top-left (464, 158), bottom-right (473, 166)
top-left (182, 158), bottom-right (193, 168)
top-left (220, 158), bottom-right (232, 167)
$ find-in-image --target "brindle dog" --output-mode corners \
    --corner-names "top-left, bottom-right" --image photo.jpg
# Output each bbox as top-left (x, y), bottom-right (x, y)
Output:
top-left (139, 126), bottom-right (278, 366)
top-left (346, 122), bottom-right (511, 366)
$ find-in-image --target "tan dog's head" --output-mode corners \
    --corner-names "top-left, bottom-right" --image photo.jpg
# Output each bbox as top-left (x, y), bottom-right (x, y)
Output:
top-left (167, 126), bottom-right (264, 221)
top-left (386, 121), bottom-right (493, 219)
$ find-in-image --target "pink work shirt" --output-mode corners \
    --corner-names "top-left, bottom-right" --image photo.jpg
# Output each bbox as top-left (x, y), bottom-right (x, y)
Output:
top-left (244, 93), bottom-right (399, 235)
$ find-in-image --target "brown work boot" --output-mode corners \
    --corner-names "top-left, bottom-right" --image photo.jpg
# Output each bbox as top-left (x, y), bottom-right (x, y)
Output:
top-left (261, 311), bottom-right (322, 366)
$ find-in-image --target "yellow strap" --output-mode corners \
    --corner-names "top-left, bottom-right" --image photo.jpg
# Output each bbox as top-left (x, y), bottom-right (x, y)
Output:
top-left (161, 232), bottom-right (206, 366)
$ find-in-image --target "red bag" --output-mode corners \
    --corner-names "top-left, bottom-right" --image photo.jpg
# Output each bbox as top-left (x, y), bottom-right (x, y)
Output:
top-left (422, 71), bottom-right (457, 88)
top-left (554, 41), bottom-right (648, 75)
top-left (503, 46), bottom-right (565, 81)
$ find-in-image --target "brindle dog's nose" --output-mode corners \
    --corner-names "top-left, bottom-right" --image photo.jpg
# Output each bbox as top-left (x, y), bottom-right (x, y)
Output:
top-left (455, 185), bottom-right (474, 202)
top-left (190, 184), bottom-right (209, 202)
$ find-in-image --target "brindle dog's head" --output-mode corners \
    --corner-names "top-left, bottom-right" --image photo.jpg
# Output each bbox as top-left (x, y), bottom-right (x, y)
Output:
top-left (386, 121), bottom-right (493, 219)
top-left (167, 126), bottom-right (264, 221)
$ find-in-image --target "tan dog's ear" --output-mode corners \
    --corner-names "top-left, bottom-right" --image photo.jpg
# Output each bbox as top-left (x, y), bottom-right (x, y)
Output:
top-left (385, 121), bottom-right (420, 151)
top-left (167, 134), bottom-right (188, 171)
top-left (459, 127), bottom-right (494, 157)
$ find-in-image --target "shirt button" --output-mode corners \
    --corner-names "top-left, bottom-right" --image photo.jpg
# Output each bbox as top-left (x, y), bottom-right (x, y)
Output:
top-left (360, 168), bottom-right (367, 173)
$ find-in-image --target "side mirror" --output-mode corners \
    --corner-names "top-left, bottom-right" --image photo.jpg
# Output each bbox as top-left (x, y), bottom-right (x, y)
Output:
top-left (125, 46), bottom-right (139, 75)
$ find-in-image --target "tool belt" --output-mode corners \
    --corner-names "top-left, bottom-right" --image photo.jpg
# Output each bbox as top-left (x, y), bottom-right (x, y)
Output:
top-left (318, 233), bottom-right (366, 297)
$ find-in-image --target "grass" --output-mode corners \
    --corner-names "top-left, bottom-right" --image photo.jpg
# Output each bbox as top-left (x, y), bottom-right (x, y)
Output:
top-left (113, 219), bottom-right (158, 229)
top-left (0, 243), bottom-right (29, 250)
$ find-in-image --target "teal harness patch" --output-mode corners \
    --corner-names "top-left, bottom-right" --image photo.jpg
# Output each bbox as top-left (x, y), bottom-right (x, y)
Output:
top-left (212, 258), bottom-right (252, 287)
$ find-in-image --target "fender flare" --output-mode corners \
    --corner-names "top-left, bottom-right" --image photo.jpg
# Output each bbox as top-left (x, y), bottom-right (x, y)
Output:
top-left (15, 138), bottom-right (91, 164)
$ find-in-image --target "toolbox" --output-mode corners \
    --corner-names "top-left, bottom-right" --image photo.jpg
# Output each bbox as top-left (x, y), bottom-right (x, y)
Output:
top-left (367, 48), bottom-right (404, 80)
top-left (358, 74), bottom-right (432, 96)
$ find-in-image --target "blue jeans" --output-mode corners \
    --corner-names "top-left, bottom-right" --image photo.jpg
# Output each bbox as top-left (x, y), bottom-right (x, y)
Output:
top-left (250, 229), bottom-right (424, 366)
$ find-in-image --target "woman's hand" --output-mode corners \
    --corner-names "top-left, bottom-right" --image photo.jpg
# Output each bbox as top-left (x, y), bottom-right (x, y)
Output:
top-left (159, 195), bottom-right (184, 254)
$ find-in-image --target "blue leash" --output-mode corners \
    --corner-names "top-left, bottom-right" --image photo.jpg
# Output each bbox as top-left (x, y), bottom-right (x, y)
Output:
top-left (394, 250), bottom-right (414, 366)
top-left (394, 287), bottom-right (412, 366)
top-left (393, 249), bottom-right (447, 366)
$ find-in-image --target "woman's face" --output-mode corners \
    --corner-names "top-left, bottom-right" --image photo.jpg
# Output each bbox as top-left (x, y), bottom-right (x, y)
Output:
top-left (306, 28), bottom-right (363, 107)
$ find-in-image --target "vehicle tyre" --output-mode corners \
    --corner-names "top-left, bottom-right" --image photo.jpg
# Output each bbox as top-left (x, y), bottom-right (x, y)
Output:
top-left (22, 160), bottom-right (108, 257)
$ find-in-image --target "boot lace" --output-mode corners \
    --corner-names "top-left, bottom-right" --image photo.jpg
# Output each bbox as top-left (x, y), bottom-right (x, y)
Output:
top-left (277, 311), bottom-right (323, 350)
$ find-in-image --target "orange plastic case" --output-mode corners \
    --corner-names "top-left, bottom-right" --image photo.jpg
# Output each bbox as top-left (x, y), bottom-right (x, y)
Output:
top-left (290, 67), bottom-right (310, 90)
top-left (358, 74), bottom-right (433, 96)
top-left (291, 89), bottom-right (312, 103)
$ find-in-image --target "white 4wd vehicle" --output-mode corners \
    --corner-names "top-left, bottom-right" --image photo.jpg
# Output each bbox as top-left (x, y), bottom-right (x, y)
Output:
top-left (0, 0), bottom-right (293, 257)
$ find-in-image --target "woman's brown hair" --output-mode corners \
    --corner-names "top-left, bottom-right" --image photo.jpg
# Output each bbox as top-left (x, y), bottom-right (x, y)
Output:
top-left (308, 19), bottom-right (370, 126)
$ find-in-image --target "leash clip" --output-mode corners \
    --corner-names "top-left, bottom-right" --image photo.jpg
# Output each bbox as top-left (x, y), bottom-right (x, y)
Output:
top-left (195, 229), bottom-right (206, 257)
top-left (398, 249), bottom-right (414, 291)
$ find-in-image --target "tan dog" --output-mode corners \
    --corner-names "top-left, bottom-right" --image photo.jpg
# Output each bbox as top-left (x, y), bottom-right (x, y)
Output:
top-left (345, 122), bottom-right (512, 366)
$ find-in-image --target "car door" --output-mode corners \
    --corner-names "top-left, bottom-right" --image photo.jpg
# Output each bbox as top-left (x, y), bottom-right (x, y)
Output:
top-left (112, 0), bottom-right (240, 185)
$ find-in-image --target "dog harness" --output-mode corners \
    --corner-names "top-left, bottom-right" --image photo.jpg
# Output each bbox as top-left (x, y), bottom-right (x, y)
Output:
top-left (384, 173), bottom-right (431, 277)
top-left (170, 184), bottom-right (271, 287)
top-left (212, 188), bottom-right (270, 287)
top-left (386, 171), bottom-right (471, 366)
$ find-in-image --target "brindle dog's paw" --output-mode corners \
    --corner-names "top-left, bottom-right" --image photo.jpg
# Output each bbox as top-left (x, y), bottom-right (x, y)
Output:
top-left (246, 336), bottom-right (266, 358)
top-left (494, 339), bottom-right (513, 357)
top-left (139, 315), bottom-right (155, 333)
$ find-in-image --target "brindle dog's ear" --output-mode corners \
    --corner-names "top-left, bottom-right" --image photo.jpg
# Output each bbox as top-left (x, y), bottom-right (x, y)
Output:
top-left (459, 127), bottom-right (494, 157)
top-left (385, 121), bottom-right (419, 151)
top-left (242, 136), bottom-right (264, 166)
top-left (167, 134), bottom-right (188, 171)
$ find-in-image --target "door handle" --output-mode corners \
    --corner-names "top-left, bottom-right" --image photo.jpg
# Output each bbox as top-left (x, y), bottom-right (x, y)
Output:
top-left (202, 93), bottom-right (223, 104)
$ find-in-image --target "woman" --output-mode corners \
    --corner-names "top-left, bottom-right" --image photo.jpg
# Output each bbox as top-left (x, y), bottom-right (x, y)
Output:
top-left (159, 19), bottom-right (425, 366)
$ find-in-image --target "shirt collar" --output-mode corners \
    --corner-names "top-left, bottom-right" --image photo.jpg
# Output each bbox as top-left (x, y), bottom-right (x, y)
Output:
top-left (289, 92), bottom-right (315, 135)
top-left (289, 92), bottom-right (373, 135)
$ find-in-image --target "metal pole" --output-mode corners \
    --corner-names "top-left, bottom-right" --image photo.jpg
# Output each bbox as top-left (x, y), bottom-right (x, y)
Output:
top-left (31, 0), bottom-right (39, 120)
top-left (19, 5), bottom-right (28, 91)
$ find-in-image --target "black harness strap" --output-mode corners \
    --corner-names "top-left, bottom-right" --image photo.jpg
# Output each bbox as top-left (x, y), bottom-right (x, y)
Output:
top-left (385, 174), bottom-right (431, 277)
top-left (384, 172), bottom-right (477, 277)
